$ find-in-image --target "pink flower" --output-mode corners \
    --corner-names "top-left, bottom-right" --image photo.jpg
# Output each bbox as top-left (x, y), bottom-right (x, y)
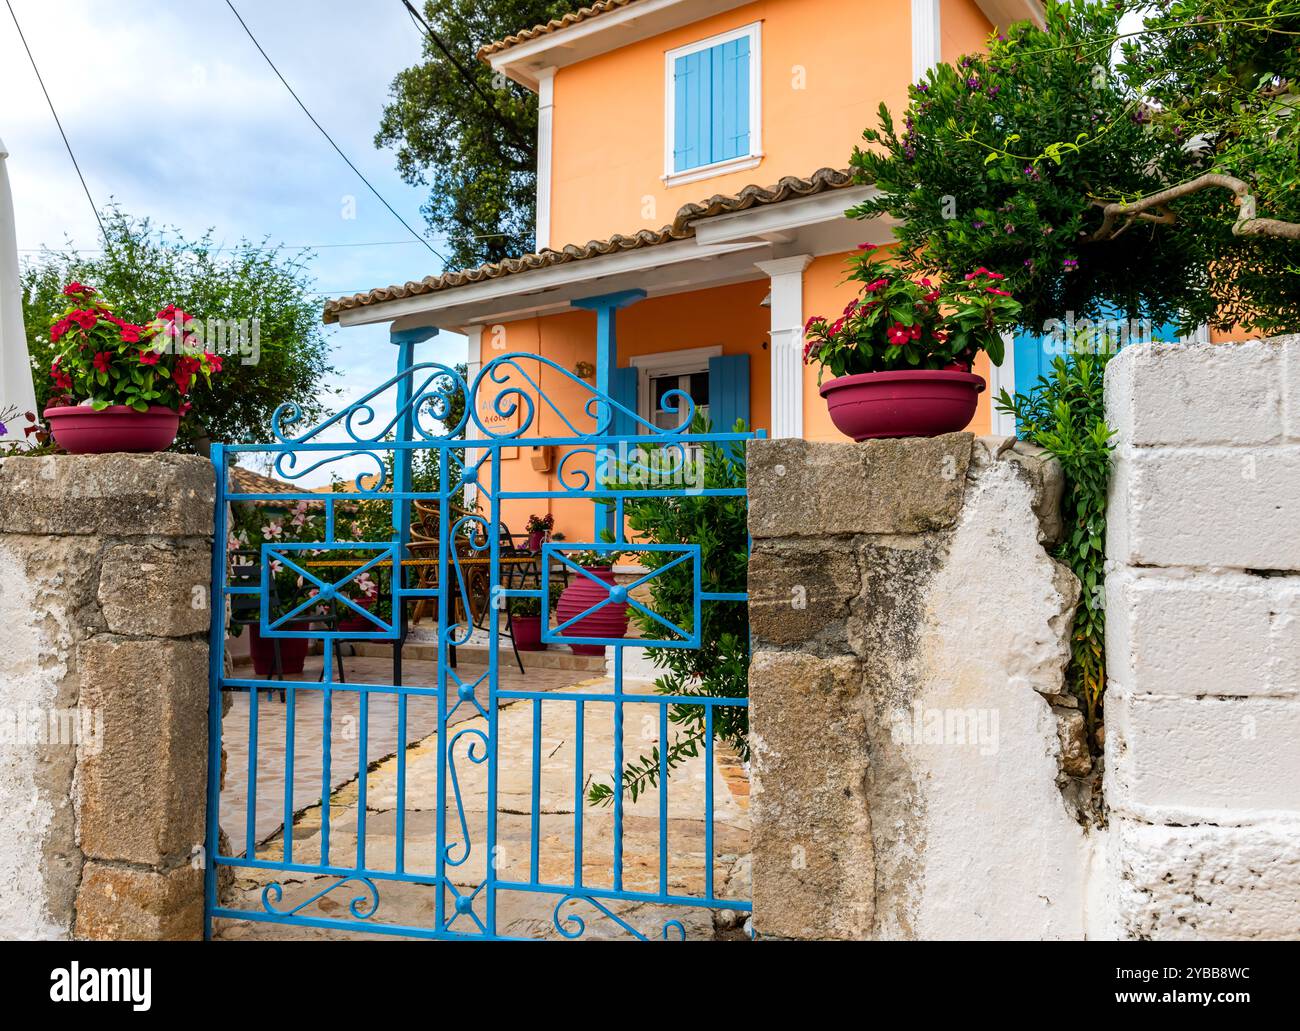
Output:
top-left (887, 322), bottom-right (911, 347)
top-left (986, 287), bottom-right (1013, 297)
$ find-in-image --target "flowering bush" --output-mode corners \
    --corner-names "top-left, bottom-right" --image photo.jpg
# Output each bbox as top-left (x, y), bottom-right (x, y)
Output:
top-left (802, 246), bottom-right (1020, 380)
top-left (46, 282), bottom-right (221, 414)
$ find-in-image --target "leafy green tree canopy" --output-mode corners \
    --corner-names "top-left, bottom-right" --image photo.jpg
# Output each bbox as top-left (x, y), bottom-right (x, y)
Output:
top-left (376, 1), bottom-right (572, 270)
top-left (22, 207), bottom-right (336, 450)
top-left (850, 0), bottom-right (1300, 336)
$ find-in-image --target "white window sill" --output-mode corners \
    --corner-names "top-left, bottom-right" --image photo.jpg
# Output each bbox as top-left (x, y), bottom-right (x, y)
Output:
top-left (662, 153), bottom-right (762, 189)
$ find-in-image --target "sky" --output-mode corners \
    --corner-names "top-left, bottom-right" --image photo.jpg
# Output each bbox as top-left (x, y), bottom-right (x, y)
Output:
top-left (1, 0), bottom-right (470, 481)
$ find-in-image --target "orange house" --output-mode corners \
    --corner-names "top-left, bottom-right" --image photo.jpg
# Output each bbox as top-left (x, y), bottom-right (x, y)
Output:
top-left (325, 0), bottom-right (1046, 536)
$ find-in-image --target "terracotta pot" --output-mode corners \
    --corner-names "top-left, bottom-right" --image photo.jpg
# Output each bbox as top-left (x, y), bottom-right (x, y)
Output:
top-left (248, 620), bottom-right (312, 676)
top-left (511, 613), bottom-right (547, 651)
top-left (555, 567), bottom-right (628, 656)
top-left (820, 369), bottom-right (985, 441)
top-left (44, 404), bottom-right (179, 454)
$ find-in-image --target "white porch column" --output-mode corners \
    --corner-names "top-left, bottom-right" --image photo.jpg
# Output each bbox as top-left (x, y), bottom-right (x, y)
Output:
top-left (535, 68), bottom-right (556, 252)
top-left (756, 255), bottom-right (813, 440)
top-left (463, 325), bottom-right (484, 510)
top-left (911, 0), bottom-right (941, 82)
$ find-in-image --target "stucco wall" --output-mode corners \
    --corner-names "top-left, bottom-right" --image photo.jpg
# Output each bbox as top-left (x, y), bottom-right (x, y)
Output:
top-left (746, 433), bottom-right (1098, 939)
top-left (1104, 337), bottom-right (1300, 940)
top-left (0, 453), bottom-right (213, 940)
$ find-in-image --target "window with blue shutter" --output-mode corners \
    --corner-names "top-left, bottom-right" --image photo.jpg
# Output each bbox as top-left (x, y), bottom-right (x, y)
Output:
top-left (671, 29), bottom-right (755, 174)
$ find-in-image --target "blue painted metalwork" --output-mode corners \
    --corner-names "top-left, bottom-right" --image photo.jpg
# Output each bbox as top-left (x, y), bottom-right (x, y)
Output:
top-left (205, 346), bottom-right (758, 940)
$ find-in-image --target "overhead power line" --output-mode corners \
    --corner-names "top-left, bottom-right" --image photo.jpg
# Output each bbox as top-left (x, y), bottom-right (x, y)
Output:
top-left (4, 0), bottom-right (106, 241)
top-left (223, 0), bottom-right (448, 267)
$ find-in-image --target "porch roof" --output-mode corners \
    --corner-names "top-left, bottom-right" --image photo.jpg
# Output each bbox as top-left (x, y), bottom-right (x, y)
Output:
top-left (323, 167), bottom-right (866, 327)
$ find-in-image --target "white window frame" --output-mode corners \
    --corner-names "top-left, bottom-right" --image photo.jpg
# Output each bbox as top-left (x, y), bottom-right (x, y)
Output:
top-left (662, 22), bottom-right (763, 188)
top-left (630, 345), bottom-right (721, 431)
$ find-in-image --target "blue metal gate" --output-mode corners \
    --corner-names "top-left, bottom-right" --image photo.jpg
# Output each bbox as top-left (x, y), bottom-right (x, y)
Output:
top-left (205, 352), bottom-right (757, 940)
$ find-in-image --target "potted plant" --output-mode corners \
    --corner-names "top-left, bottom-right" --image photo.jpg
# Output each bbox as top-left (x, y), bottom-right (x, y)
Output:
top-left (335, 569), bottom-right (382, 634)
top-left (524, 512), bottom-right (554, 553)
top-left (42, 283), bottom-right (222, 453)
top-left (802, 247), bottom-right (1020, 440)
top-left (508, 582), bottom-right (563, 652)
top-left (555, 549), bottom-right (628, 656)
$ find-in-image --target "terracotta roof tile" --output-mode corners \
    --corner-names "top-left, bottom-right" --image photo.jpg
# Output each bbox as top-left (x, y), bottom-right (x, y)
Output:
top-left (323, 167), bottom-right (855, 323)
top-left (478, 1), bottom-right (644, 59)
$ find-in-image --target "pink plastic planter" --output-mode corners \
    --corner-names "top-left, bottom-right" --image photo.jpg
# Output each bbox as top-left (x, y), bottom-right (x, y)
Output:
top-left (820, 369), bottom-right (986, 441)
top-left (44, 404), bottom-right (180, 454)
top-left (554, 567), bottom-right (629, 656)
top-left (511, 614), bottom-right (547, 651)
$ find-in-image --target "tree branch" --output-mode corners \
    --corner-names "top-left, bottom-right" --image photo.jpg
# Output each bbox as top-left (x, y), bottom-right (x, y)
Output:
top-left (1089, 172), bottom-right (1300, 242)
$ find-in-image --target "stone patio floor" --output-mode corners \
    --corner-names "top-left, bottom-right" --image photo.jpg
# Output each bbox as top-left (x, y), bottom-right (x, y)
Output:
top-left (215, 651), bottom-right (751, 940)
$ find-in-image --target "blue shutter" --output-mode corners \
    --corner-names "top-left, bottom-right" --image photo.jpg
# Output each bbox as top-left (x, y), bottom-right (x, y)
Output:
top-left (673, 50), bottom-right (711, 173)
top-left (708, 354), bottom-right (749, 433)
top-left (674, 36), bottom-right (751, 172)
top-left (609, 365), bottom-right (639, 438)
top-left (713, 36), bottom-right (750, 162)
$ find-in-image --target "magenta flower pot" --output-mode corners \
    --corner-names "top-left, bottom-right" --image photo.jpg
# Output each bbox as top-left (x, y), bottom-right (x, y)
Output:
top-left (511, 614), bottom-right (547, 651)
top-left (819, 369), bottom-right (985, 441)
top-left (555, 567), bottom-right (629, 656)
top-left (44, 404), bottom-right (179, 454)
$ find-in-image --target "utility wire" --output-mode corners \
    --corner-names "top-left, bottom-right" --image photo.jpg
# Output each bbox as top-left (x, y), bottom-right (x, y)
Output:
top-left (4, 0), bottom-right (106, 241)
top-left (400, 0), bottom-right (532, 152)
top-left (224, 0), bottom-right (448, 266)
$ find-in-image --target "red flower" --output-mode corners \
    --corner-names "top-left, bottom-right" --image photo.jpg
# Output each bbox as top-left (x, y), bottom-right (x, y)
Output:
top-left (120, 324), bottom-right (144, 343)
top-left (93, 351), bottom-right (112, 373)
top-left (173, 354), bottom-right (201, 393)
top-left (910, 324), bottom-right (922, 340)
top-left (856, 242), bottom-right (879, 251)
top-left (62, 282), bottom-right (95, 297)
top-left (863, 278), bottom-right (889, 293)
top-left (923, 289), bottom-right (941, 303)
top-left (985, 287), bottom-right (1013, 297)
top-left (203, 352), bottom-right (224, 373)
top-left (49, 317), bottom-right (71, 343)
top-left (69, 309), bottom-right (97, 331)
top-left (887, 322), bottom-right (911, 347)
top-left (49, 359), bottom-right (72, 390)
top-left (138, 348), bottom-right (161, 366)
top-left (178, 401), bottom-right (193, 417)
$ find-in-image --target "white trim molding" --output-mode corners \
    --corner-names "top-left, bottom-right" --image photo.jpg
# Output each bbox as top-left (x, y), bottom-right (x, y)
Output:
top-left (629, 345), bottom-right (722, 427)
top-left (535, 68), bottom-right (555, 252)
top-left (911, 0), bottom-right (942, 82)
top-left (463, 326), bottom-right (485, 509)
top-left (663, 22), bottom-right (762, 188)
top-left (755, 254), bottom-right (813, 440)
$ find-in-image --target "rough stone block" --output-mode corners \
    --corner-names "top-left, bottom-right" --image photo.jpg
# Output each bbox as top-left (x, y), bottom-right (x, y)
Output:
top-left (75, 862), bottom-right (203, 941)
top-left (76, 638), bottom-right (208, 866)
top-left (1109, 445), bottom-right (1300, 570)
top-left (749, 650), bottom-right (872, 940)
top-left (746, 434), bottom-right (971, 538)
top-left (98, 542), bottom-right (212, 637)
top-left (971, 437), bottom-right (1066, 546)
top-left (1106, 568), bottom-right (1299, 697)
top-left (748, 543), bottom-right (857, 650)
top-left (1105, 339), bottom-right (1285, 447)
top-left (1112, 818), bottom-right (1300, 940)
top-left (0, 454), bottom-right (213, 537)
top-left (1106, 691), bottom-right (1300, 818)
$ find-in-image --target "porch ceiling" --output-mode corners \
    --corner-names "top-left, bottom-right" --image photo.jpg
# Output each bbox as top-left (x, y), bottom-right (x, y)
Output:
top-left (327, 168), bottom-right (890, 331)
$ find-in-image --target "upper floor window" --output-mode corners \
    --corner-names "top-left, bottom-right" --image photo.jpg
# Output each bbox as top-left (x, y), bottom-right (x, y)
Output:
top-left (664, 23), bottom-right (762, 186)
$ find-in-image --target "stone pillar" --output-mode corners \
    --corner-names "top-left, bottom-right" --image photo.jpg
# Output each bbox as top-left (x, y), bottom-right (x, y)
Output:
top-left (0, 453), bottom-right (213, 939)
top-left (1104, 337), bottom-right (1300, 939)
top-left (747, 433), bottom-right (1095, 940)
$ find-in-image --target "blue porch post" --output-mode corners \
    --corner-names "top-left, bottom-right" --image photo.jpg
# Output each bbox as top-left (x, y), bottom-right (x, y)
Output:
top-left (390, 325), bottom-right (439, 687)
top-left (572, 289), bottom-right (645, 537)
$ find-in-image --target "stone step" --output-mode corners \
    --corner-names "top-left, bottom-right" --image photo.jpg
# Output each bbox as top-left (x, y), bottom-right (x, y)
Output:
top-left (350, 641), bottom-right (607, 673)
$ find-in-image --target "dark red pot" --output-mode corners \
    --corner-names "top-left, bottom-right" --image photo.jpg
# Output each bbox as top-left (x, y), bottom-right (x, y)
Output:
top-left (511, 613), bottom-right (547, 651)
top-left (44, 404), bottom-right (179, 454)
top-left (555, 567), bottom-right (628, 656)
top-left (248, 620), bottom-right (312, 676)
top-left (820, 370), bottom-right (985, 441)
top-left (337, 595), bottom-right (377, 634)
